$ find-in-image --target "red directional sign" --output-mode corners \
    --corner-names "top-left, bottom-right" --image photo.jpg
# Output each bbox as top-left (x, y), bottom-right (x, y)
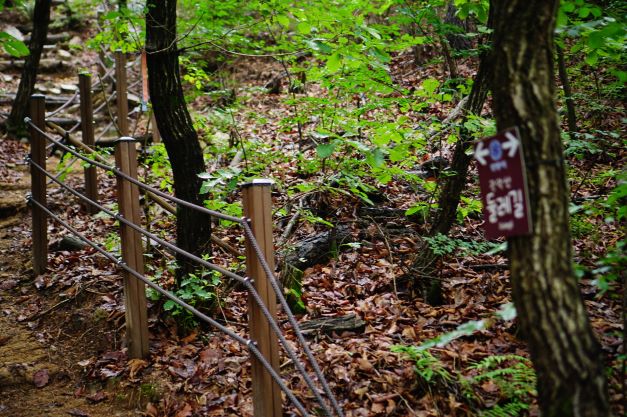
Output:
top-left (474, 127), bottom-right (532, 239)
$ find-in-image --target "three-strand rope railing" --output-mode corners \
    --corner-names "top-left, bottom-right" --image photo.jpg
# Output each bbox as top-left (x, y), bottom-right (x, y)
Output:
top-left (43, 50), bottom-right (152, 197)
top-left (23, 81), bottom-right (344, 416)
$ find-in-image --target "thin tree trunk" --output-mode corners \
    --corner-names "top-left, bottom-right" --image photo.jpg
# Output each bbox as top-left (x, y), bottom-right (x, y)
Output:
top-left (145, 0), bottom-right (211, 277)
top-left (5, 0), bottom-right (51, 135)
top-left (429, 43), bottom-right (491, 236)
top-left (445, 1), bottom-right (473, 51)
top-left (410, 5), bottom-right (493, 305)
top-left (491, 1), bottom-right (609, 416)
top-left (556, 44), bottom-right (578, 138)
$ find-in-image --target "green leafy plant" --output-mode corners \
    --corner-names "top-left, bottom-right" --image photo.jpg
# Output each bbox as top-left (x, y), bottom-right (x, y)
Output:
top-left (0, 31), bottom-right (29, 57)
top-left (144, 143), bottom-right (174, 193)
top-left (469, 355), bottom-right (537, 417)
top-left (87, 7), bottom-right (144, 52)
top-left (457, 195), bottom-right (483, 222)
top-left (423, 233), bottom-right (504, 257)
top-left (393, 304), bottom-right (534, 416)
top-left (162, 268), bottom-right (222, 328)
top-left (392, 347), bottom-right (453, 384)
top-left (591, 172), bottom-right (627, 295)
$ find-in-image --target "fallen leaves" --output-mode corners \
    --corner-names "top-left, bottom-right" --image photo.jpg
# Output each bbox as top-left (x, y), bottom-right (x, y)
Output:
top-left (67, 409), bottom-right (90, 417)
top-left (32, 368), bottom-right (49, 388)
top-left (86, 391), bottom-right (108, 404)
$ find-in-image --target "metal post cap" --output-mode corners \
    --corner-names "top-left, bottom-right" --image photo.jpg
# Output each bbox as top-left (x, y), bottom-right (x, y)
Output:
top-left (241, 179), bottom-right (274, 187)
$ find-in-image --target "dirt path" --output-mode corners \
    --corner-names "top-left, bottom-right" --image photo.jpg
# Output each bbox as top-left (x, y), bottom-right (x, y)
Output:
top-left (0, 159), bottom-right (131, 417)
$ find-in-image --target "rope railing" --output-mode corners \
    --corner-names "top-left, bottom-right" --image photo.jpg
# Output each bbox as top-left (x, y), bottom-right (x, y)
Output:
top-left (44, 66), bottom-right (116, 120)
top-left (27, 119), bottom-right (243, 223)
top-left (46, 90), bottom-right (79, 118)
top-left (41, 50), bottom-right (148, 201)
top-left (25, 116), bottom-right (344, 417)
top-left (24, 95), bottom-right (344, 416)
top-left (26, 197), bottom-right (311, 417)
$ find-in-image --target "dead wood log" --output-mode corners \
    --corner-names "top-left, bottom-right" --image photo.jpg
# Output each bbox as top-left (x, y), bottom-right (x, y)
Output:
top-left (299, 313), bottom-right (366, 336)
top-left (49, 235), bottom-right (87, 252)
top-left (0, 58), bottom-right (70, 72)
top-left (23, 32), bottom-right (70, 43)
top-left (281, 224), bottom-right (353, 272)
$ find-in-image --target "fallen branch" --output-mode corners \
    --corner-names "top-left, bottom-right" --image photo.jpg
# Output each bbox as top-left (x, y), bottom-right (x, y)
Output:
top-left (277, 198), bottom-right (304, 247)
top-left (27, 292), bottom-right (77, 321)
top-left (423, 95), bottom-right (469, 141)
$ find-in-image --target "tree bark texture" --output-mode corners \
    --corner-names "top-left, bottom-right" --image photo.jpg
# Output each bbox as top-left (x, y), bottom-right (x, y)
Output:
top-left (5, 0), bottom-right (51, 135)
top-left (429, 46), bottom-right (491, 236)
top-left (491, 1), bottom-right (609, 416)
top-left (445, 1), bottom-right (473, 51)
top-left (145, 0), bottom-right (211, 276)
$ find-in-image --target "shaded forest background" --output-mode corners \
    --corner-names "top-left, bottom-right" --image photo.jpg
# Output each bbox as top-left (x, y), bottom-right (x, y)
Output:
top-left (0, 0), bottom-right (624, 416)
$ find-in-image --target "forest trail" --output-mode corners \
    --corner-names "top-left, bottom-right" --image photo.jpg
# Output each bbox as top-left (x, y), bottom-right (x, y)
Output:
top-left (0, 157), bottom-right (129, 417)
top-left (0, 1), bottom-right (624, 415)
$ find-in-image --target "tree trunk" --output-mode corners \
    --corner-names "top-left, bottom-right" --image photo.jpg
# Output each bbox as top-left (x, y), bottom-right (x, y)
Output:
top-left (556, 44), bottom-right (578, 138)
top-left (491, 1), bottom-right (609, 416)
top-left (410, 4), bottom-right (493, 305)
top-left (5, 0), bottom-right (51, 136)
top-left (429, 39), bottom-right (492, 236)
top-left (145, 0), bottom-right (211, 277)
top-left (445, 1), bottom-right (473, 51)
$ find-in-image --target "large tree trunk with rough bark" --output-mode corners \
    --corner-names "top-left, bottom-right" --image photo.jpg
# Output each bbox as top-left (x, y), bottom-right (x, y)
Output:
top-left (5, 0), bottom-right (51, 136)
top-left (145, 0), bottom-right (211, 276)
top-left (491, 1), bottom-right (609, 416)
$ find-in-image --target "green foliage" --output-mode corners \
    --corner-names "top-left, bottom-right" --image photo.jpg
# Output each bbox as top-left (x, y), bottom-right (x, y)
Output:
top-left (283, 264), bottom-right (306, 315)
top-left (0, 31), bottom-right (29, 57)
top-left (103, 231), bottom-right (121, 253)
top-left (391, 347), bottom-right (453, 384)
top-left (393, 304), bottom-right (534, 415)
top-left (569, 211), bottom-right (595, 239)
top-left (87, 7), bottom-right (144, 52)
top-left (563, 130), bottom-right (621, 159)
top-left (569, 170), bottom-right (626, 295)
top-left (198, 166), bottom-right (243, 226)
top-left (469, 355), bottom-right (537, 417)
top-left (161, 268), bottom-right (222, 328)
top-left (394, 302), bottom-right (516, 354)
top-left (390, 349), bottom-right (535, 416)
top-left (144, 144), bottom-right (174, 193)
top-left (591, 172), bottom-right (627, 295)
top-left (423, 233), bottom-right (504, 257)
top-left (55, 152), bottom-right (76, 182)
top-left (557, 1), bottom-right (626, 69)
top-left (457, 195), bottom-right (483, 222)
top-left (557, 0), bottom-right (626, 102)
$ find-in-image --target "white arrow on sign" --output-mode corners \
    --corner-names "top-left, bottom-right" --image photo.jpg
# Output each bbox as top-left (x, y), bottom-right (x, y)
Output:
top-left (475, 140), bottom-right (490, 166)
top-left (502, 131), bottom-right (520, 157)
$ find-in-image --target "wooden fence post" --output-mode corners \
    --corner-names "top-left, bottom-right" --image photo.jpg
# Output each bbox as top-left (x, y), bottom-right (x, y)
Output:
top-left (242, 179), bottom-right (282, 417)
top-left (115, 137), bottom-right (149, 358)
top-left (79, 72), bottom-right (98, 214)
top-left (29, 94), bottom-right (47, 276)
top-left (115, 50), bottom-right (129, 137)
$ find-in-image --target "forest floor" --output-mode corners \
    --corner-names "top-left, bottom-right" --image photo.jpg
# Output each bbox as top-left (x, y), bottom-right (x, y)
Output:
top-left (0, 5), bottom-right (625, 417)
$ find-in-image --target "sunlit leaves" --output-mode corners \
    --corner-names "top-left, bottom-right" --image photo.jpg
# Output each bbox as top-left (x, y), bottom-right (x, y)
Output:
top-left (0, 32), bottom-right (29, 57)
top-left (316, 142), bottom-right (336, 159)
top-left (422, 78), bottom-right (440, 95)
